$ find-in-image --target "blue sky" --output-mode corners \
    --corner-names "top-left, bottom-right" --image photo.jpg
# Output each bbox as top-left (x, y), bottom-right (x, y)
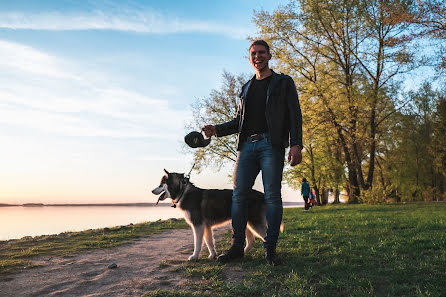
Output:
top-left (0, 0), bottom-right (300, 204)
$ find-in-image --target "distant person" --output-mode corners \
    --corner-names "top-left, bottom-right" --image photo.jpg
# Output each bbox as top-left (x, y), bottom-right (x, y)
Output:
top-left (309, 189), bottom-right (317, 208)
top-left (203, 39), bottom-right (303, 265)
top-left (301, 178), bottom-right (311, 211)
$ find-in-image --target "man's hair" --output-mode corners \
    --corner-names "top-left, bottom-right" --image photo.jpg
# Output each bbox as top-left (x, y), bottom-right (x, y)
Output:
top-left (249, 40), bottom-right (270, 54)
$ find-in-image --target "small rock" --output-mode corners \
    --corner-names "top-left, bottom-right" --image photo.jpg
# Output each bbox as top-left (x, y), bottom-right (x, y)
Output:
top-left (108, 263), bottom-right (118, 269)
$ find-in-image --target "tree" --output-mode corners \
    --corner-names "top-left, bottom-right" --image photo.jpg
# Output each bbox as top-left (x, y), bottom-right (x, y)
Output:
top-left (430, 89), bottom-right (446, 200)
top-left (253, 0), bottom-right (417, 202)
top-left (183, 1), bottom-right (444, 203)
top-left (405, 0), bottom-right (446, 74)
top-left (185, 72), bottom-right (247, 172)
top-left (379, 83), bottom-right (445, 201)
top-left (432, 94), bottom-right (446, 179)
top-left (284, 113), bottom-right (345, 205)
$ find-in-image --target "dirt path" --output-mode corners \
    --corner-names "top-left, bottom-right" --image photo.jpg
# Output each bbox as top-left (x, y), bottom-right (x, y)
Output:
top-left (0, 225), bottom-right (231, 297)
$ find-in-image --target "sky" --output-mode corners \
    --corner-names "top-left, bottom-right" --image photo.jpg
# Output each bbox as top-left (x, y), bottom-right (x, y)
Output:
top-left (0, 0), bottom-right (303, 204)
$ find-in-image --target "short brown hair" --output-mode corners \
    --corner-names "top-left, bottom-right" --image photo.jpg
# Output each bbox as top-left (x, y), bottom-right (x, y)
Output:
top-left (249, 40), bottom-right (270, 54)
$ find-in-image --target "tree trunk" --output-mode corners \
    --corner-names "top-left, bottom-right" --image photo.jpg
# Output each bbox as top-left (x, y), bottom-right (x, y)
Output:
top-left (320, 187), bottom-right (329, 205)
top-left (333, 188), bottom-right (340, 204)
top-left (314, 186), bottom-right (321, 206)
top-left (324, 103), bottom-right (361, 203)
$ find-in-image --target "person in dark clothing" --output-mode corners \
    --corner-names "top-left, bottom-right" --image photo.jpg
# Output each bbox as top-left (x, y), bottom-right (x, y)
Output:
top-left (203, 40), bottom-right (303, 265)
top-left (301, 178), bottom-right (311, 211)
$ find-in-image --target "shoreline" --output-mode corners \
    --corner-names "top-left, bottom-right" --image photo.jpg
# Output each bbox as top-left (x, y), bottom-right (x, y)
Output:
top-left (0, 203), bottom-right (170, 207)
top-left (0, 201), bottom-right (304, 207)
top-left (0, 217), bottom-right (190, 277)
top-left (0, 217), bottom-right (187, 244)
top-left (0, 202), bottom-right (303, 241)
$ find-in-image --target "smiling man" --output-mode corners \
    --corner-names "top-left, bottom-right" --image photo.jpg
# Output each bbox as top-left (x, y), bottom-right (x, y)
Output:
top-left (203, 40), bottom-right (302, 265)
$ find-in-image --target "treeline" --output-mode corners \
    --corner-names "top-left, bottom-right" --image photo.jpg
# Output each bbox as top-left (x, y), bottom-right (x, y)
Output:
top-left (187, 0), bottom-right (445, 203)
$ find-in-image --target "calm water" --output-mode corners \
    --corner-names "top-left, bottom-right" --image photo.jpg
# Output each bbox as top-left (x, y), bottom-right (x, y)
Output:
top-left (0, 205), bottom-right (183, 241)
top-left (0, 202), bottom-right (304, 241)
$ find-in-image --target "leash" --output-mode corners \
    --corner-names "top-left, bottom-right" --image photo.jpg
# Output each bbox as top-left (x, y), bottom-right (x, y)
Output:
top-left (171, 163), bottom-right (196, 208)
top-left (185, 163), bottom-right (195, 179)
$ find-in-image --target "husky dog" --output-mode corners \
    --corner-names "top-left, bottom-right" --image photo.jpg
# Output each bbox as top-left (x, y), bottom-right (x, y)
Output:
top-left (151, 169), bottom-right (268, 261)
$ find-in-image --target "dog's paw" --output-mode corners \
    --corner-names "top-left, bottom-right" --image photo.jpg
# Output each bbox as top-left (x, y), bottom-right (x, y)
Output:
top-left (208, 253), bottom-right (217, 259)
top-left (188, 255), bottom-right (199, 261)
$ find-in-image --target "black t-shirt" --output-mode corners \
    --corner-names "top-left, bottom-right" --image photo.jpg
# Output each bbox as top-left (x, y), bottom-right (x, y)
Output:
top-left (242, 75), bottom-right (272, 138)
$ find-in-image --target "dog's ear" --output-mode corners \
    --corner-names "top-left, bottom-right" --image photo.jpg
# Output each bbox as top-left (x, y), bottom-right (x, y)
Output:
top-left (163, 169), bottom-right (169, 176)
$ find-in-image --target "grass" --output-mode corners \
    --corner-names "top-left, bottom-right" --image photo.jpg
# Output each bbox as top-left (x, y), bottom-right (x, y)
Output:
top-left (2, 203), bottom-right (445, 296)
top-left (144, 202), bottom-right (446, 297)
top-left (0, 218), bottom-right (188, 276)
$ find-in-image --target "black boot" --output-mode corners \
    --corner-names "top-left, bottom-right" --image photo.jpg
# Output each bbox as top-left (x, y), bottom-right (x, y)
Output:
top-left (264, 246), bottom-right (281, 266)
top-left (217, 245), bottom-right (244, 263)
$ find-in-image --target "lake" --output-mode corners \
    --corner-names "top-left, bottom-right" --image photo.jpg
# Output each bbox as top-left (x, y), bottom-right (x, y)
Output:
top-left (0, 205), bottom-right (183, 241)
top-left (0, 202), bottom-right (303, 241)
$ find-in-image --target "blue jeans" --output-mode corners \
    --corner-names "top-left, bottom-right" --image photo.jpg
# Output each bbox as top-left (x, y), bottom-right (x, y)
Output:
top-left (232, 138), bottom-right (285, 249)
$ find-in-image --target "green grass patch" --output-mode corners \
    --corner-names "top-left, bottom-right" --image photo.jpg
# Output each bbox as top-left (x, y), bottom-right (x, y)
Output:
top-left (0, 218), bottom-right (188, 275)
top-left (144, 203), bottom-right (446, 297)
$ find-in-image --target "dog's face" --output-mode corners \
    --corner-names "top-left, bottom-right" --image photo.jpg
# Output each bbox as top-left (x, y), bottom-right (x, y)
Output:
top-left (151, 169), bottom-right (188, 205)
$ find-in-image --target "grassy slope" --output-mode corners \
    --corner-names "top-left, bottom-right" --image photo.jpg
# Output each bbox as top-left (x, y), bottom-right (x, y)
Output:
top-left (146, 203), bottom-right (446, 297)
top-left (0, 218), bottom-right (188, 276)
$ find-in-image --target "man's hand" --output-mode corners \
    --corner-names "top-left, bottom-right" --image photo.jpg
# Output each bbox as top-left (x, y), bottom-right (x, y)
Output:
top-left (202, 125), bottom-right (217, 138)
top-left (288, 145), bottom-right (302, 166)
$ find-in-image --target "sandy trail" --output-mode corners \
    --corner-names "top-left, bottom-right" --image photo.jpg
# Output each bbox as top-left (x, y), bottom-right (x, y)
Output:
top-left (0, 225), bottom-right (230, 297)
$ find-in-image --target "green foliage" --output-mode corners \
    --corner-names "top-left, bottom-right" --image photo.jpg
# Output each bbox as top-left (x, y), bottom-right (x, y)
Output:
top-left (358, 185), bottom-right (393, 204)
top-left (378, 83), bottom-right (446, 201)
top-left (432, 94), bottom-right (446, 177)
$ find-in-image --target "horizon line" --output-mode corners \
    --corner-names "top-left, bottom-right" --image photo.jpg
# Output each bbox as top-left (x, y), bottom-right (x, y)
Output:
top-left (0, 202), bottom-right (170, 207)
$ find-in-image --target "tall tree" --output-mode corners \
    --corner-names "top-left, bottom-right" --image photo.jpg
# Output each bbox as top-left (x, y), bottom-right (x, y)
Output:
top-left (253, 0), bottom-right (417, 202)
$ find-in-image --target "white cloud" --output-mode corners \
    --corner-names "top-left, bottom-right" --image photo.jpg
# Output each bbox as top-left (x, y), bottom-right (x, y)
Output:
top-left (0, 39), bottom-right (191, 139)
top-left (0, 40), bottom-right (80, 80)
top-left (0, 10), bottom-right (250, 39)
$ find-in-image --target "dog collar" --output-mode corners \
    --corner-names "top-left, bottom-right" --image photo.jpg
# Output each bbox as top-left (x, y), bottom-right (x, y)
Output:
top-left (170, 180), bottom-right (189, 208)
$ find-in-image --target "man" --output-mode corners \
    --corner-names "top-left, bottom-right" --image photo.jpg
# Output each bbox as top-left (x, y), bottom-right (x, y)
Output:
top-left (203, 40), bottom-right (302, 265)
top-left (301, 178), bottom-right (311, 211)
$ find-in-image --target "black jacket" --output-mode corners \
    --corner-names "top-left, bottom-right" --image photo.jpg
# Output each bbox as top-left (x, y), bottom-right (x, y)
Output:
top-left (215, 70), bottom-right (302, 151)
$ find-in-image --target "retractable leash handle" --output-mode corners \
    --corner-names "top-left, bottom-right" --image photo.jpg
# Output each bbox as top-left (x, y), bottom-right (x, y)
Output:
top-left (184, 129), bottom-right (211, 148)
